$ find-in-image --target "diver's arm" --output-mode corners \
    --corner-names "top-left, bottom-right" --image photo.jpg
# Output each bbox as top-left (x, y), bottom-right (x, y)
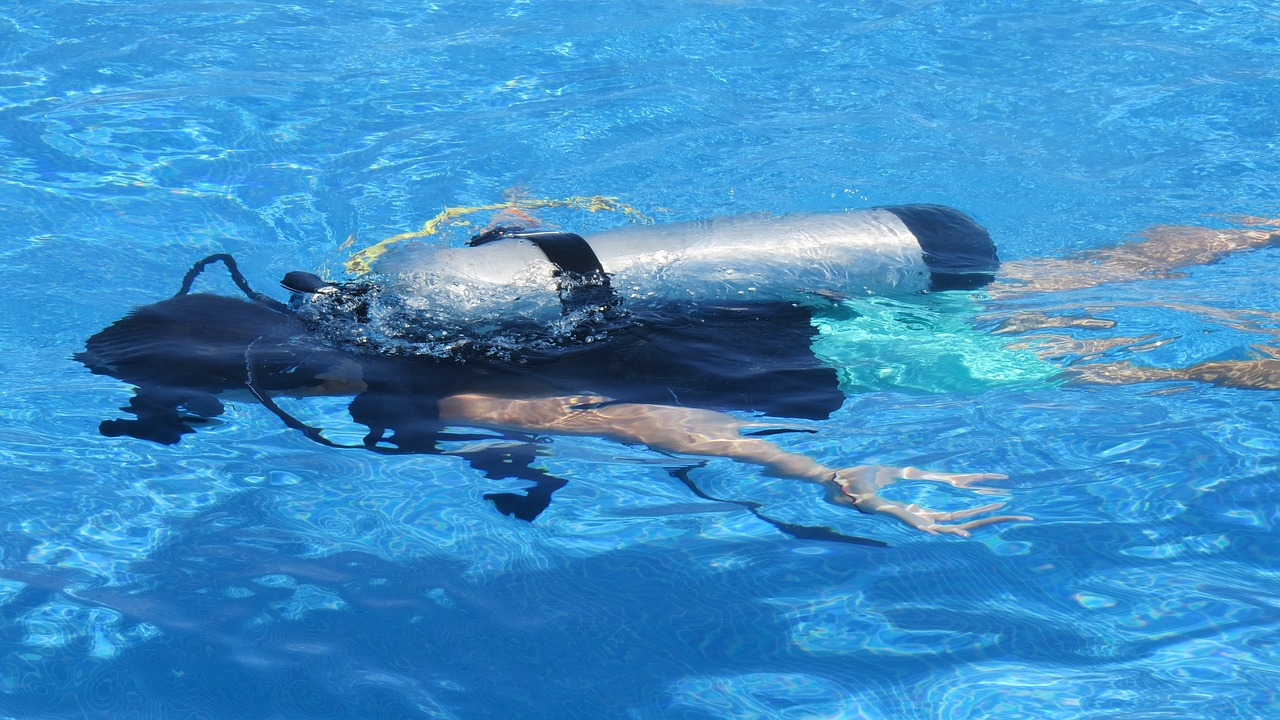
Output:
top-left (436, 393), bottom-right (1028, 537)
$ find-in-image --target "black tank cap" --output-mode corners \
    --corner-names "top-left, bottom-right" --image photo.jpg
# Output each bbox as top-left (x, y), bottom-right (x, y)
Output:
top-left (281, 271), bottom-right (335, 294)
top-left (882, 204), bottom-right (1000, 291)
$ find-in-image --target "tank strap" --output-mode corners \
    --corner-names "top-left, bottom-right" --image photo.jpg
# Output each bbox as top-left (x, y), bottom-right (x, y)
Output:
top-left (469, 227), bottom-right (616, 314)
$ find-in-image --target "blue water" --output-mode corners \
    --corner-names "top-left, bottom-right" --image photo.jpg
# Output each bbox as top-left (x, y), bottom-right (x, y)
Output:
top-left (3, 1), bottom-right (1280, 718)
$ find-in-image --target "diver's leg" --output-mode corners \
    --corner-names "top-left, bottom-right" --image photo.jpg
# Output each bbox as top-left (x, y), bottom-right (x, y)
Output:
top-left (977, 220), bottom-right (1280, 388)
top-left (993, 223), bottom-right (1280, 295)
top-left (437, 393), bottom-right (1029, 536)
top-left (1067, 357), bottom-right (1280, 390)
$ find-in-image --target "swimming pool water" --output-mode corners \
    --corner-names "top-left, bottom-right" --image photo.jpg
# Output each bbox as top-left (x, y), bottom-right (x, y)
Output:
top-left (2, 1), bottom-right (1280, 718)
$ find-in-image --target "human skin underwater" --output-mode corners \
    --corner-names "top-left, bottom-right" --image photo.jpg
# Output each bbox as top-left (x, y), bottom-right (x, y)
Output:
top-left (77, 206), bottom-right (1280, 539)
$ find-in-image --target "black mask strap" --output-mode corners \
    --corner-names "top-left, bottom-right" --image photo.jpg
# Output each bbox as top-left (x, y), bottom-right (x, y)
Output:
top-left (177, 253), bottom-right (290, 313)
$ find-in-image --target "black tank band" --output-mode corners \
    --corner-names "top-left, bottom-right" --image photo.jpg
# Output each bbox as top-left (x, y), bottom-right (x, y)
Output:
top-left (471, 228), bottom-right (607, 278)
top-left (469, 227), bottom-right (615, 313)
top-left (522, 232), bottom-right (608, 280)
top-left (882, 204), bottom-right (1000, 291)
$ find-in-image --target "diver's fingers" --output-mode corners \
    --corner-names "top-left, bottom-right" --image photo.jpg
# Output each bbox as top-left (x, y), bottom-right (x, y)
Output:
top-left (845, 493), bottom-right (1031, 537)
top-left (899, 467), bottom-right (1010, 491)
top-left (830, 467), bottom-right (1009, 505)
top-left (926, 514), bottom-right (1035, 537)
top-left (949, 514), bottom-right (1035, 533)
top-left (930, 502), bottom-right (1008, 521)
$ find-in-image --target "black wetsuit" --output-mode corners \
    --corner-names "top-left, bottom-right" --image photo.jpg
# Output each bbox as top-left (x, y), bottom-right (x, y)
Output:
top-left (79, 273), bottom-right (841, 523)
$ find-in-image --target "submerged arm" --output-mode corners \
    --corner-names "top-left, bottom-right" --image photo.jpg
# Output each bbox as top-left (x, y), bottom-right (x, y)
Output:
top-left (437, 393), bottom-right (1028, 537)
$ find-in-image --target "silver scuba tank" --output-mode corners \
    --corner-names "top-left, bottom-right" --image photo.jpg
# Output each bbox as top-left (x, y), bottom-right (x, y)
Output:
top-left (287, 205), bottom-right (998, 356)
top-left (369, 204), bottom-right (997, 305)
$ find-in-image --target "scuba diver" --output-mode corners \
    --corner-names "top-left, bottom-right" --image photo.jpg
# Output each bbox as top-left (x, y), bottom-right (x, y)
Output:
top-left (78, 204), bottom-right (1280, 539)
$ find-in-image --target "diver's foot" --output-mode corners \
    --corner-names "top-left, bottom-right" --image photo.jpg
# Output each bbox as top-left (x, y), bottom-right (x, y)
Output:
top-left (487, 186), bottom-right (542, 230)
top-left (487, 206), bottom-right (541, 229)
top-left (1229, 215), bottom-right (1280, 230)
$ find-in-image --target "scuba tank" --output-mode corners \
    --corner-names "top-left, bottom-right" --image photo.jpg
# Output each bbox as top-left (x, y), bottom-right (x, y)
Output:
top-left (285, 204), bottom-right (999, 357)
top-left (368, 204), bottom-right (998, 301)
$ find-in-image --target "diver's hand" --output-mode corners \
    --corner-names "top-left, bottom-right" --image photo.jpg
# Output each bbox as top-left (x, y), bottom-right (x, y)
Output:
top-left (825, 465), bottom-right (1031, 537)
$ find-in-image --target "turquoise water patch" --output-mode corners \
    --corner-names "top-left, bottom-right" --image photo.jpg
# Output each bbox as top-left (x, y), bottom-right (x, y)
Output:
top-left (812, 293), bottom-right (1060, 394)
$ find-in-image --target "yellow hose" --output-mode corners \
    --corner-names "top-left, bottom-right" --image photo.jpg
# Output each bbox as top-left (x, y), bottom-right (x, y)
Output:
top-left (344, 195), bottom-right (651, 276)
